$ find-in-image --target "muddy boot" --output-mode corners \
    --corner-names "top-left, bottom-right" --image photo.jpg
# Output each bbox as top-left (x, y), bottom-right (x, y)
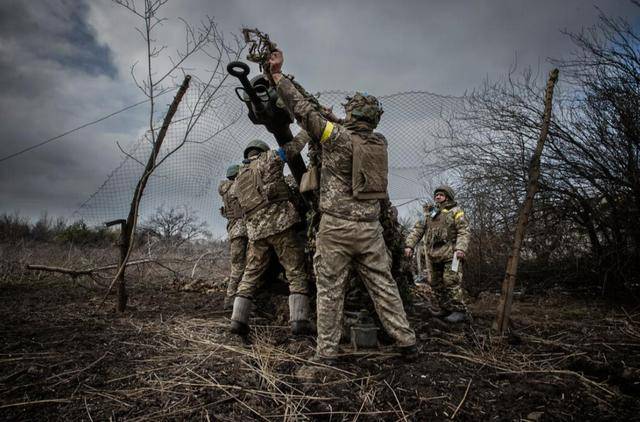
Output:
top-left (289, 294), bottom-right (312, 335)
top-left (310, 354), bottom-right (339, 366)
top-left (230, 296), bottom-right (252, 336)
top-left (295, 354), bottom-right (338, 381)
top-left (397, 344), bottom-right (418, 362)
top-left (444, 311), bottom-right (467, 323)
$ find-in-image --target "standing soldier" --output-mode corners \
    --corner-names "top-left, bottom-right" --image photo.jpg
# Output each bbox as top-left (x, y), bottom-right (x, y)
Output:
top-left (229, 139), bottom-right (312, 336)
top-left (404, 186), bottom-right (471, 323)
top-left (218, 164), bottom-right (247, 310)
top-left (268, 50), bottom-right (417, 364)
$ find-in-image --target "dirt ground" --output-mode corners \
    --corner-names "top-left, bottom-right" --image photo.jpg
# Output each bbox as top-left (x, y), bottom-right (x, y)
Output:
top-left (1, 274), bottom-right (639, 421)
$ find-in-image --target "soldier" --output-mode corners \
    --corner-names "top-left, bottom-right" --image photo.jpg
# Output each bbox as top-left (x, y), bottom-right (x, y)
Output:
top-left (229, 139), bottom-right (312, 336)
top-left (267, 50), bottom-right (417, 363)
top-left (404, 186), bottom-right (471, 323)
top-left (218, 164), bottom-right (247, 310)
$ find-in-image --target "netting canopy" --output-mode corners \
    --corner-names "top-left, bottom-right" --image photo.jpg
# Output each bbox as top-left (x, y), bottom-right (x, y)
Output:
top-left (74, 81), bottom-right (463, 237)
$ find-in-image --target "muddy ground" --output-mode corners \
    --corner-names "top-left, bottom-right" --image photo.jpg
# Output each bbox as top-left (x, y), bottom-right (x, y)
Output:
top-left (1, 273), bottom-right (639, 421)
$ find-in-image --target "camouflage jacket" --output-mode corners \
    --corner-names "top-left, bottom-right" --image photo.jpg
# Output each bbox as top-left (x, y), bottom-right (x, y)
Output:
top-left (277, 78), bottom-right (381, 222)
top-left (405, 201), bottom-right (470, 263)
top-left (241, 150), bottom-right (300, 241)
top-left (218, 180), bottom-right (247, 240)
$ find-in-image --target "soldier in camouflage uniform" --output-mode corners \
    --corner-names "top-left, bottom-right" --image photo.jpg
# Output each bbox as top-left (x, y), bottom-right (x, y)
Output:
top-left (218, 164), bottom-right (248, 310)
top-left (268, 50), bottom-right (416, 363)
top-left (229, 139), bottom-right (312, 336)
top-left (404, 186), bottom-right (471, 323)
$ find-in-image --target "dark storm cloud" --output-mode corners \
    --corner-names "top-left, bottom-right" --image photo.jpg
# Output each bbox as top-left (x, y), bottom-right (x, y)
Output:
top-left (1, 0), bottom-right (639, 229)
top-left (0, 0), bottom-right (117, 80)
top-left (179, 0), bottom-right (637, 95)
top-left (0, 0), bottom-right (136, 220)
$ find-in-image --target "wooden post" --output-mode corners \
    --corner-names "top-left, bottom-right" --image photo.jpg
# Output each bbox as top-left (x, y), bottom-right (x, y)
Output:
top-left (103, 75), bottom-right (191, 312)
top-left (105, 219), bottom-right (128, 311)
top-left (493, 69), bottom-right (559, 336)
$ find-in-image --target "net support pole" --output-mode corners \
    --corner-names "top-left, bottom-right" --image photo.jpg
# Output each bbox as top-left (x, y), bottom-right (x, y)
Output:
top-left (103, 75), bottom-right (191, 312)
top-left (493, 69), bottom-right (559, 337)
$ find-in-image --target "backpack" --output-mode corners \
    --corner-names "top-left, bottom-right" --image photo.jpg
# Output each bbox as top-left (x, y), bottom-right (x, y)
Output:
top-left (219, 181), bottom-right (243, 219)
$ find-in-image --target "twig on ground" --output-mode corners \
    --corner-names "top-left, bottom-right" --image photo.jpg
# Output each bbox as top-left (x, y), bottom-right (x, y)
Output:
top-left (451, 378), bottom-right (472, 419)
top-left (384, 380), bottom-right (408, 422)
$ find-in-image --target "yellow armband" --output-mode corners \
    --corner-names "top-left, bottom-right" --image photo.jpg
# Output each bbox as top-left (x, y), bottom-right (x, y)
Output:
top-left (320, 122), bottom-right (334, 143)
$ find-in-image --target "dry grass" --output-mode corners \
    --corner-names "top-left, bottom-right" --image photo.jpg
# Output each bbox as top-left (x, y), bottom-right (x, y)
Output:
top-left (1, 241), bottom-right (640, 420)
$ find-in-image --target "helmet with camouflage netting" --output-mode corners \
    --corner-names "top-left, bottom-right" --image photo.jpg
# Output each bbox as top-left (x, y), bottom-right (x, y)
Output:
top-left (343, 92), bottom-right (384, 127)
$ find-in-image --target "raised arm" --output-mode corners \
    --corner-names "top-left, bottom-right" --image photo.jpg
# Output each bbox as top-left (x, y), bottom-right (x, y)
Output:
top-left (269, 50), bottom-right (336, 144)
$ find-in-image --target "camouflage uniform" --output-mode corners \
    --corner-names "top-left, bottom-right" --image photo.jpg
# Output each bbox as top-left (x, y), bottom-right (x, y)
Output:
top-left (234, 150), bottom-right (309, 299)
top-left (219, 179), bottom-right (248, 303)
top-left (277, 77), bottom-right (416, 359)
top-left (405, 186), bottom-right (470, 313)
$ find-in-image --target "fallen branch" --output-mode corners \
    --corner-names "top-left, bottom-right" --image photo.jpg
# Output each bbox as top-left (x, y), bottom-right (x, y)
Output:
top-left (0, 399), bottom-right (72, 409)
top-left (26, 259), bottom-right (157, 278)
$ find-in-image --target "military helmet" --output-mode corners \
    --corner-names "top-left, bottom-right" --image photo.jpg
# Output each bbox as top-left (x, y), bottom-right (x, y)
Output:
top-left (343, 92), bottom-right (384, 126)
top-left (434, 185), bottom-right (455, 201)
top-left (226, 164), bottom-right (240, 179)
top-left (243, 139), bottom-right (270, 158)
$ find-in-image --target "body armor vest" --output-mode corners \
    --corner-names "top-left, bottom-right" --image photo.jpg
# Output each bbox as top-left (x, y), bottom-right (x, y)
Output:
top-left (235, 158), bottom-right (289, 215)
top-left (351, 132), bottom-right (388, 200)
top-left (426, 206), bottom-right (459, 246)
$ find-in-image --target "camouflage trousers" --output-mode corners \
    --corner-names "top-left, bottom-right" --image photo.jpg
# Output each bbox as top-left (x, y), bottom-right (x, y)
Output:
top-left (430, 260), bottom-right (467, 313)
top-left (226, 236), bottom-right (248, 299)
top-left (314, 214), bottom-right (416, 358)
top-left (235, 227), bottom-right (309, 299)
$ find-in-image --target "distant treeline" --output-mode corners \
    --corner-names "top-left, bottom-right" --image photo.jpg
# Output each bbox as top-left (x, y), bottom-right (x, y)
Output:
top-left (0, 213), bottom-right (117, 245)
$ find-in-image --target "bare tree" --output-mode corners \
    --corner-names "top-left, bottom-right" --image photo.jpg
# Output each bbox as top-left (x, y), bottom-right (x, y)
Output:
top-left (434, 4), bottom-right (640, 299)
top-left (141, 205), bottom-right (210, 247)
top-left (103, 0), bottom-right (242, 311)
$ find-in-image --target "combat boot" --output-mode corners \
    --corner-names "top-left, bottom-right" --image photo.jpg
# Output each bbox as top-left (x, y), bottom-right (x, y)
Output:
top-left (309, 354), bottom-right (339, 367)
top-left (289, 294), bottom-right (313, 335)
top-left (397, 343), bottom-right (418, 362)
top-left (230, 296), bottom-right (253, 336)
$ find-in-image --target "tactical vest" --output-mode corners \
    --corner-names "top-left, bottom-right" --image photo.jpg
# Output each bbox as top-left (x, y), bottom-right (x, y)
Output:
top-left (426, 206), bottom-right (462, 246)
top-left (351, 133), bottom-right (389, 200)
top-left (235, 157), bottom-right (289, 215)
top-left (219, 181), bottom-right (243, 220)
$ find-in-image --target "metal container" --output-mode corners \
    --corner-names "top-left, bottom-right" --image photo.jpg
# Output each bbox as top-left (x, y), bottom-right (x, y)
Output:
top-left (350, 310), bottom-right (379, 350)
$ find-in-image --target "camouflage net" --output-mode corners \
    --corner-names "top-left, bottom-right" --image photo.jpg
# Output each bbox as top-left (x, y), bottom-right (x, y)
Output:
top-left (74, 81), bottom-right (463, 236)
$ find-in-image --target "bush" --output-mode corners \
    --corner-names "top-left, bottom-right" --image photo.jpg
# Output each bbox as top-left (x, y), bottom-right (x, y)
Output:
top-left (56, 220), bottom-right (117, 246)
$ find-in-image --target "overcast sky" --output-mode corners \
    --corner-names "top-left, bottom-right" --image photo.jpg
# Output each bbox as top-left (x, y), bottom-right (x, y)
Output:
top-left (0, 0), bottom-right (638, 229)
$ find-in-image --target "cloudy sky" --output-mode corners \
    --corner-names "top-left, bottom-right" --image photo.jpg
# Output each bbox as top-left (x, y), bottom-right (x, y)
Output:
top-left (0, 0), bottom-right (638, 231)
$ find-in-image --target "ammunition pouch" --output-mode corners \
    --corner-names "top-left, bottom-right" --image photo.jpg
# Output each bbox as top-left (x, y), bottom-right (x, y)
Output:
top-left (300, 165), bottom-right (319, 193)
